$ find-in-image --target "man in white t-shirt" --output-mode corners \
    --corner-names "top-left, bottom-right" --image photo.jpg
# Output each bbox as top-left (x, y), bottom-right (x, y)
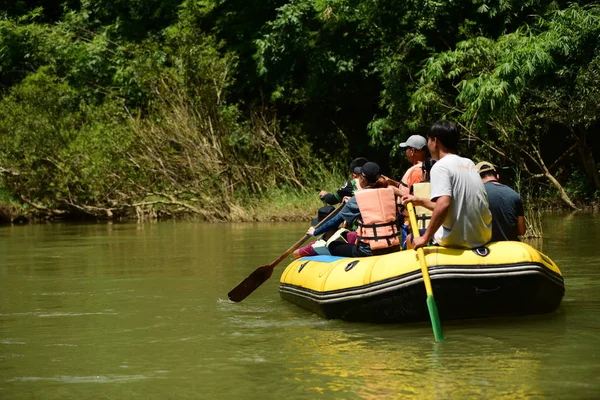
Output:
top-left (401, 120), bottom-right (492, 249)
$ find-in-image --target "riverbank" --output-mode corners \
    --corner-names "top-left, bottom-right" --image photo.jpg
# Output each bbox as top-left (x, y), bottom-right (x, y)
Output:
top-left (0, 191), bottom-right (600, 227)
top-left (0, 185), bottom-right (328, 224)
top-left (1, 182), bottom-right (597, 225)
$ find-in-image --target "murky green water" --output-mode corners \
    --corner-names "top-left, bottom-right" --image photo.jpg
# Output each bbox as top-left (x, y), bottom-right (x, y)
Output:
top-left (1, 214), bottom-right (599, 399)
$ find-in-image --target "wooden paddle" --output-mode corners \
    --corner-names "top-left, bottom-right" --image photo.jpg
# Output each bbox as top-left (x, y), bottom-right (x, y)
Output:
top-left (406, 202), bottom-right (445, 342)
top-left (227, 203), bottom-right (344, 302)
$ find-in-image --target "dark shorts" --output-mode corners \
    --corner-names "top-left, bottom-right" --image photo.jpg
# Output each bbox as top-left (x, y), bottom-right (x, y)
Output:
top-left (328, 242), bottom-right (400, 257)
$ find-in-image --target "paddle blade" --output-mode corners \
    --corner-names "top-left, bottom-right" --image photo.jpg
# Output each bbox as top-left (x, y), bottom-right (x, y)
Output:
top-left (227, 264), bottom-right (275, 302)
top-left (426, 294), bottom-right (445, 342)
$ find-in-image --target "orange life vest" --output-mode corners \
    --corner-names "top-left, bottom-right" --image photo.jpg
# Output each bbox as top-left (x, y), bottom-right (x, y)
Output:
top-left (401, 162), bottom-right (423, 190)
top-left (355, 187), bottom-right (400, 250)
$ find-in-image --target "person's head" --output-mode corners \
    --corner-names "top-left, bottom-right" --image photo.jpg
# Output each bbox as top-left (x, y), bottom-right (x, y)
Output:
top-left (312, 205), bottom-right (335, 226)
top-left (358, 162), bottom-right (388, 189)
top-left (421, 158), bottom-right (437, 182)
top-left (428, 120), bottom-right (460, 157)
top-left (349, 157), bottom-right (369, 178)
top-left (399, 135), bottom-right (427, 164)
top-left (475, 161), bottom-right (499, 181)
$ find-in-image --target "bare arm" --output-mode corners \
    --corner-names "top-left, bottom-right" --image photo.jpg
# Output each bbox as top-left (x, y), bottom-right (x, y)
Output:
top-left (517, 216), bottom-right (526, 236)
top-left (383, 175), bottom-right (401, 188)
top-left (412, 195), bottom-right (451, 249)
top-left (401, 194), bottom-right (436, 211)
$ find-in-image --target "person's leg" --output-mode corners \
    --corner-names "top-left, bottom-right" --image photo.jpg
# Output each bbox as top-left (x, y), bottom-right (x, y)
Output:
top-left (293, 243), bottom-right (317, 259)
top-left (328, 242), bottom-right (357, 257)
top-left (352, 245), bottom-right (372, 257)
top-left (346, 231), bottom-right (358, 244)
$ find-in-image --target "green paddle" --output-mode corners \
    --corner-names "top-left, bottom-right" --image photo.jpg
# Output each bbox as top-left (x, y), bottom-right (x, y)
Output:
top-left (406, 202), bottom-right (445, 342)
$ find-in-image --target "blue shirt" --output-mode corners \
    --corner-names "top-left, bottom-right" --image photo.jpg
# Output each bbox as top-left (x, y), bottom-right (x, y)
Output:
top-left (313, 197), bottom-right (360, 236)
top-left (484, 181), bottom-right (524, 241)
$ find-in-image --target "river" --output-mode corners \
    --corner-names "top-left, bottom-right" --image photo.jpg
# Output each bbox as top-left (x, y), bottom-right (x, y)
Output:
top-left (1, 214), bottom-right (599, 399)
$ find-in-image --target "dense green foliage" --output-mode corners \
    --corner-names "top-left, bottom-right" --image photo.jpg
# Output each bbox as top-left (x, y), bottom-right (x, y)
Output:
top-left (0, 0), bottom-right (598, 220)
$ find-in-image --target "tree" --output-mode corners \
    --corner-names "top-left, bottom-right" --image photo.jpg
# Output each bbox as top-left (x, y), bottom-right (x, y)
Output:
top-left (410, 4), bottom-right (600, 208)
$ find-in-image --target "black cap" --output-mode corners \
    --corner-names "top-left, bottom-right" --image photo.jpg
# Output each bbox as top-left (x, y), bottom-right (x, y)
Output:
top-left (349, 157), bottom-right (368, 174)
top-left (312, 205), bottom-right (335, 226)
top-left (360, 162), bottom-right (381, 184)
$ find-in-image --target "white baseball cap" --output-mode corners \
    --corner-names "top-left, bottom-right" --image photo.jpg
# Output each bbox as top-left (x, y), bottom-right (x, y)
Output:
top-left (399, 135), bottom-right (427, 150)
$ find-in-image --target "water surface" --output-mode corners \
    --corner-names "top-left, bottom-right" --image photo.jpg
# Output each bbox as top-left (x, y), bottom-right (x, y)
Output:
top-left (1, 214), bottom-right (599, 399)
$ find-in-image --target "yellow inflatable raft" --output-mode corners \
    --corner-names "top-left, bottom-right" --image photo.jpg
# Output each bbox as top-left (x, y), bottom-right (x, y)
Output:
top-left (279, 241), bottom-right (564, 323)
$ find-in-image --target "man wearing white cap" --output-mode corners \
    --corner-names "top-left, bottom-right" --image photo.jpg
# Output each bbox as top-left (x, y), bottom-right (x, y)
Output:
top-left (397, 135), bottom-right (428, 195)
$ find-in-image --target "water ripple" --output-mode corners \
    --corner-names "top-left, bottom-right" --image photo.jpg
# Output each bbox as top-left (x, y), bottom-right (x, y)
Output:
top-left (6, 374), bottom-right (151, 384)
top-left (37, 311), bottom-right (119, 317)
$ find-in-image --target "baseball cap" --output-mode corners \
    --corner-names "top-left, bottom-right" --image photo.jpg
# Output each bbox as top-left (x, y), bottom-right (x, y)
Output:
top-left (360, 162), bottom-right (381, 184)
top-left (399, 135), bottom-right (427, 150)
top-left (349, 157), bottom-right (368, 174)
top-left (311, 205), bottom-right (335, 226)
top-left (475, 161), bottom-right (496, 174)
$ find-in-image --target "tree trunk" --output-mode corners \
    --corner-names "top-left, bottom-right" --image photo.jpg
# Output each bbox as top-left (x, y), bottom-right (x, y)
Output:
top-left (532, 148), bottom-right (579, 210)
top-left (466, 121), bottom-right (580, 210)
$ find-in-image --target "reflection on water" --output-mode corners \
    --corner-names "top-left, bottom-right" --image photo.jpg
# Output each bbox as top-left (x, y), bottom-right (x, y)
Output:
top-left (1, 215), bottom-right (599, 399)
top-left (255, 311), bottom-right (571, 400)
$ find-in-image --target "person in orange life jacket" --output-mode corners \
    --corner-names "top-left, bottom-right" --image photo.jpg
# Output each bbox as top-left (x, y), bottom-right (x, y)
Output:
top-left (292, 206), bottom-right (359, 258)
top-left (384, 135), bottom-right (428, 195)
top-left (384, 135), bottom-right (427, 246)
top-left (403, 158), bottom-right (437, 249)
top-left (475, 161), bottom-right (526, 241)
top-left (402, 157), bottom-right (437, 247)
top-left (401, 120), bottom-right (492, 250)
top-left (398, 135), bottom-right (428, 195)
top-left (307, 162), bottom-right (402, 257)
top-left (318, 157), bottom-right (368, 205)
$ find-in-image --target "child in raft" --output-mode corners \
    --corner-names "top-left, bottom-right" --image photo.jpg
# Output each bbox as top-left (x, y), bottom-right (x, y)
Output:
top-left (307, 162), bottom-right (403, 257)
top-left (292, 206), bottom-right (358, 258)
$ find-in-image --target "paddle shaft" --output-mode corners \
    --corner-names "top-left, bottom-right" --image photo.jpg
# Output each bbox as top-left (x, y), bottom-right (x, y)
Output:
top-left (269, 202), bottom-right (344, 266)
top-left (406, 202), bottom-right (445, 342)
top-left (267, 233), bottom-right (313, 268)
top-left (227, 202), bottom-right (344, 302)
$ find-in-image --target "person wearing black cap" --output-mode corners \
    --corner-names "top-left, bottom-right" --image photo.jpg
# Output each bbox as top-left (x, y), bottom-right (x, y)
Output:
top-left (307, 162), bottom-right (402, 257)
top-left (292, 205), bottom-right (356, 258)
top-left (476, 161), bottom-right (526, 241)
top-left (318, 157), bottom-right (368, 205)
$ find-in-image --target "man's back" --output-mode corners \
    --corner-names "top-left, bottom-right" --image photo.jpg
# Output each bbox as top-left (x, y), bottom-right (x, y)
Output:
top-left (430, 154), bottom-right (492, 248)
top-left (484, 181), bottom-right (523, 241)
